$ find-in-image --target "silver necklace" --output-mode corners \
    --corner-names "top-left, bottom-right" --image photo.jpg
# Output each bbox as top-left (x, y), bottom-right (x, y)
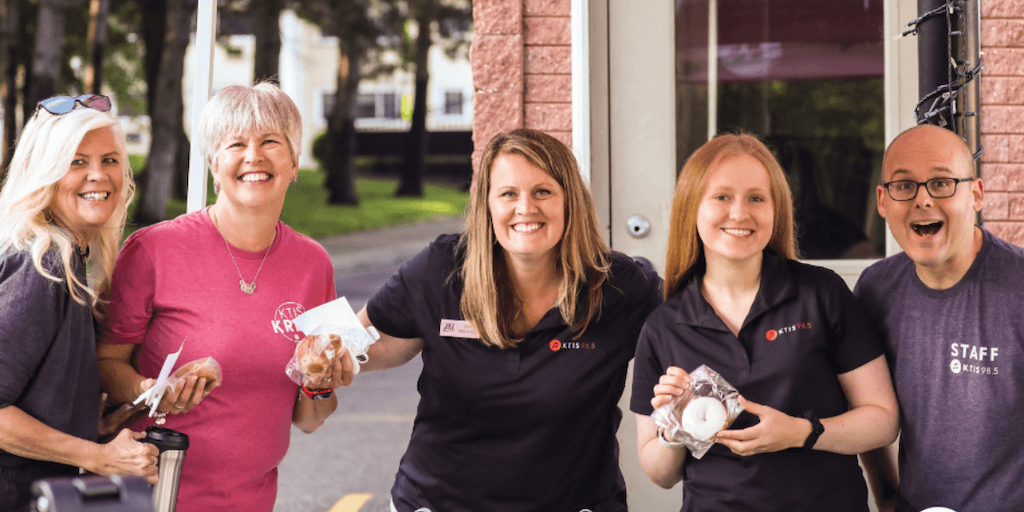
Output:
top-left (211, 208), bottom-right (273, 295)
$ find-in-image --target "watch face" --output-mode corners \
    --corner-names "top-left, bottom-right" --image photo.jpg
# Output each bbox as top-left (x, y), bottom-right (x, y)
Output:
top-left (311, 391), bottom-right (333, 400)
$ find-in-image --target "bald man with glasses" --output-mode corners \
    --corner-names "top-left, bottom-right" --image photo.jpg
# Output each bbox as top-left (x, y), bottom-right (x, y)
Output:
top-left (855, 124), bottom-right (1024, 512)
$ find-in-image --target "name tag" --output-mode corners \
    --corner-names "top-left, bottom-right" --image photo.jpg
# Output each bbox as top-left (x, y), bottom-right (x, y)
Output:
top-left (439, 319), bottom-right (480, 339)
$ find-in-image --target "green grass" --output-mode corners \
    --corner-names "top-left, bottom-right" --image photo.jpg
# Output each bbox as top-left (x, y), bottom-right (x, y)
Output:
top-left (125, 166), bottom-right (469, 240)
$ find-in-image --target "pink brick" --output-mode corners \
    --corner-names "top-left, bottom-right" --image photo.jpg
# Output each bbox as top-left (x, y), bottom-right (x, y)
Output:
top-left (1010, 135), bottom-right (1024, 161)
top-left (1010, 193), bottom-right (1024, 218)
top-left (525, 74), bottom-right (571, 102)
top-left (471, 35), bottom-right (523, 94)
top-left (545, 130), bottom-right (572, 149)
top-left (524, 17), bottom-right (571, 46)
top-left (473, 92), bottom-right (523, 152)
top-left (983, 48), bottom-right (1024, 75)
top-left (525, 103), bottom-right (572, 131)
top-left (984, 191), bottom-right (1010, 219)
top-left (982, 20), bottom-right (1024, 47)
top-left (473, 0), bottom-right (521, 35)
top-left (525, 46), bottom-right (571, 74)
top-left (981, 135), bottom-right (1009, 162)
top-left (982, 163), bottom-right (1024, 191)
top-left (985, 222), bottom-right (1024, 246)
top-left (983, 0), bottom-right (1024, 18)
top-left (525, 0), bottom-right (570, 16)
top-left (981, 106), bottom-right (1024, 133)
top-left (982, 163), bottom-right (1010, 189)
top-left (980, 77), bottom-right (1024, 104)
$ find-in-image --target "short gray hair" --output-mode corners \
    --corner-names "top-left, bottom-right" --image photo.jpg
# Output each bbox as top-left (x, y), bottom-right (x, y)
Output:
top-left (196, 81), bottom-right (303, 174)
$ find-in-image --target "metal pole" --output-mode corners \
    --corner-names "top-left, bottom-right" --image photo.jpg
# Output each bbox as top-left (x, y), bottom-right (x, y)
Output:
top-left (917, 0), bottom-right (950, 127)
top-left (187, 0), bottom-right (218, 213)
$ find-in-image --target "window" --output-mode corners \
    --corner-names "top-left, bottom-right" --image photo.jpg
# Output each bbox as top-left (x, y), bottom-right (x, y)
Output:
top-left (356, 94), bottom-right (376, 118)
top-left (381, 93), bottom-right (400, 119)
top-left (676, 0), bottom-right (885, 260)
top-left (444, 91), bottom-right (463, 115)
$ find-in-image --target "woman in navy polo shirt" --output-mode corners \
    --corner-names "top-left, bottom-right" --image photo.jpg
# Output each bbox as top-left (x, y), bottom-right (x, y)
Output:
top-left (631, 133), bottom-right (898, 511)
top-left (356, 129), bottom-right (661, 512)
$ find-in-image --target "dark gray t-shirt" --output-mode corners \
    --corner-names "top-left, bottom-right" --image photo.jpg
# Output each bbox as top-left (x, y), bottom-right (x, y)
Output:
top-left (0, 249), bottom-right (99, 470)
top-left (855, 229), bottom-right (1024, 512)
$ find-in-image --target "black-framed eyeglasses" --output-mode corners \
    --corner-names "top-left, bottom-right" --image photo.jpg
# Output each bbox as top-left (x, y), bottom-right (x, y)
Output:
top-left (882, 177), bottom-right (975, 201)
top-left (37, 94), bottom-right (112, 115)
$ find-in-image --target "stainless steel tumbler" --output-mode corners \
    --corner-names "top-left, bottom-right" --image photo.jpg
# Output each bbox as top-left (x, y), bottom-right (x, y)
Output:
top-left (143, 426), bottom-right (189, 512)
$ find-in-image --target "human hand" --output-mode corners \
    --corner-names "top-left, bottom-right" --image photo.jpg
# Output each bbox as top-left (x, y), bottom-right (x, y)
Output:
top-left (96, 429), bottom-right (160, 484)
top-left (651, 366), bottom-right (692, 410)
top-left (302, 346), bottom-right (355, 391)
top-left (139, 375), bottom-right (212, 415)
top-left (714, 396), bottom-right (810, 456)
top-left (98, 393), bottom-right (148, 443)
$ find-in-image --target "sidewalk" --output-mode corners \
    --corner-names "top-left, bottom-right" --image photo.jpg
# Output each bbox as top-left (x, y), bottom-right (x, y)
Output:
top-left (316, 216), bottom-right (465, 274)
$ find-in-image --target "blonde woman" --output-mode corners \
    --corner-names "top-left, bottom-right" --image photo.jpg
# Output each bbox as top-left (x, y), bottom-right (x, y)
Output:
top-left (0, 95), bottom-right (158, 511)
top-left (631, 133), bottom-right (898, 511)
top-left (97, 82), bottom-right (350, 512)
top-left (356, 129), bottom-right (662, 512)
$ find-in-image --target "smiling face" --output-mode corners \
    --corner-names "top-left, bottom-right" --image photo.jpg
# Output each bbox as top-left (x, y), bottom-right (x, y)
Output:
top-left (877, 126), bottom-right (983, 282)
top-left (696, 154), bottom-right (775, 266)
top-left (488, 153), bottom-right (566, 267)
top-left (213, 131), bottom-right (297, 210)
top-left (50, 127), bottom-right (124, 245)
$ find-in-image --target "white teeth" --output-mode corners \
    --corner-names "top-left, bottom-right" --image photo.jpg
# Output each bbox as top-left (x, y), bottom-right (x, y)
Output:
top-left (79, 192), bottom-right (109, 201)
top-left (512, 223), bottom-right (541, 233)
top-left (240, 173), bottom-right (271, 182)
top-left (723, 228), bottom-right (752, 236)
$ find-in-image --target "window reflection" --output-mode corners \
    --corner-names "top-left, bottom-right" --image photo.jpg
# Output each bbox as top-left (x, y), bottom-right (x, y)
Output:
top-left (677, 0), bottom-right (886, 259)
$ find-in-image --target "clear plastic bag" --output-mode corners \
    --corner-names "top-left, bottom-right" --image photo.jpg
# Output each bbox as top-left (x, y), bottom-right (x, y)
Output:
top-left (285, 324), bottom-right (374, 385)
top-left (650, 364), bottom-right (744, 459)
top-left (169, 356), bottom-right (222, 394)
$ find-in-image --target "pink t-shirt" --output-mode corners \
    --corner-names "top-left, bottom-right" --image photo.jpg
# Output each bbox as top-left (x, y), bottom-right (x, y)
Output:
top-left (103, 208), bottom-right (335, 512)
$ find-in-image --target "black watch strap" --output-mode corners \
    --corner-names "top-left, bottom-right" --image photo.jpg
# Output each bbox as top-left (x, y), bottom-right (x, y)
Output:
top-left (802, 412), bottom-right (824, 450)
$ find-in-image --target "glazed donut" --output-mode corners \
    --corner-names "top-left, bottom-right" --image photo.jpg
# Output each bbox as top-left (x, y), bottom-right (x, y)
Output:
top-left (681, 397), bottom-right (728, 441)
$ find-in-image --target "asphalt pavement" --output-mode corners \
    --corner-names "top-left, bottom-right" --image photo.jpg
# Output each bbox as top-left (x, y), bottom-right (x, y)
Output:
top-left (274, 216), bottom-right (464, 512)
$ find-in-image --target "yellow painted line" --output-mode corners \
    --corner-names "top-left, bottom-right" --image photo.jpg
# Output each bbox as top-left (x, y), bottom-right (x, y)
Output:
top-left (328, 493), bottom-right (373, 512)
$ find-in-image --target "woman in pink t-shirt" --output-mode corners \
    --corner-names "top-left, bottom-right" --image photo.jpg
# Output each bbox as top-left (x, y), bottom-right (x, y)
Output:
top-left (96, 82), bottom-right (354, 512)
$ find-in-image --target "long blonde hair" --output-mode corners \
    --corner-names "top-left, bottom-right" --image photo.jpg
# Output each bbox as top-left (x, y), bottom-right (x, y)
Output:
top-left (0, 106), bottom-right (135, 318)
top-left (459, 129), bottom-right (610, 348)
top-left (663, 133), bottom-right (797, 298)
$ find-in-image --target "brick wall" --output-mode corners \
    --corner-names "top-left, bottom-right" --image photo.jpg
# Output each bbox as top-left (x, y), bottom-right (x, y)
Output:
top-left (981, 0), bottom-right (1024, 245)
top-left (471, 0), bottom-right (571, 173)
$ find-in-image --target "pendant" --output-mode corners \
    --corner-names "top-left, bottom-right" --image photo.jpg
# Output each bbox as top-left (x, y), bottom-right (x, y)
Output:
top-left (239, 279), bottom-right (256, 295)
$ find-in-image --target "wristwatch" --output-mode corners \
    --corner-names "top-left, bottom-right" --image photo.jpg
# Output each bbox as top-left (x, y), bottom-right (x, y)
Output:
top-left (802, 412), bottom-right (824, 450)
top-left (301, 384), bottom-right (334, 401)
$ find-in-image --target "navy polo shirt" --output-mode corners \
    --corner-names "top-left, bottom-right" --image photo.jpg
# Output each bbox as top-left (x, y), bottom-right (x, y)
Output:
top-left (631, 250), bottom-right (882, 512)
top-left (368, 234), bottom-right (662, 512)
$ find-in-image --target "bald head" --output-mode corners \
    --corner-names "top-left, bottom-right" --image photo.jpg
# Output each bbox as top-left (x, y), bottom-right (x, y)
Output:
top-left (882, 125), bottom-right (975, 181)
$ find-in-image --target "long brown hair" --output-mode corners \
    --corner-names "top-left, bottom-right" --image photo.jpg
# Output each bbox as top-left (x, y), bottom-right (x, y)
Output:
top-left (663, 133), bottom-right (797, 298)
top-left (459, 129), bottom-right (610, 348)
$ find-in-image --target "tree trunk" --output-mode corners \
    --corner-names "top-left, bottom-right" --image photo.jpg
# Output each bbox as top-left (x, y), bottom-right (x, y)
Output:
top-left (141, 0), bottom-right (166, 117)
top-left (251, 0), bottom-right (282, 83)
top-left (1, 0), bottom-right (19, 170)
top-left (324, 49), bottom-right (360, 205)
top-left (26, 0), bottom-right (65, 114)
top-left (396, 2), bottom-right (432, 198)
top-left (137, 0), bottom-right (192, 223)
top-left (84, 0), bottom-right (110, 94)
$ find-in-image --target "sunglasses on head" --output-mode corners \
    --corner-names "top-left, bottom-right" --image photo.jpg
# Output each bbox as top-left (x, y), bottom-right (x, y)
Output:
top-left (37, 94), bottom-right (112, 115)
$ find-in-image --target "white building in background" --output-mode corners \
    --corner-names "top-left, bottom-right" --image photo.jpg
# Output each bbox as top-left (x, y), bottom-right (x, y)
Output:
top-left (121, 9), bottom-right (472, 169)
